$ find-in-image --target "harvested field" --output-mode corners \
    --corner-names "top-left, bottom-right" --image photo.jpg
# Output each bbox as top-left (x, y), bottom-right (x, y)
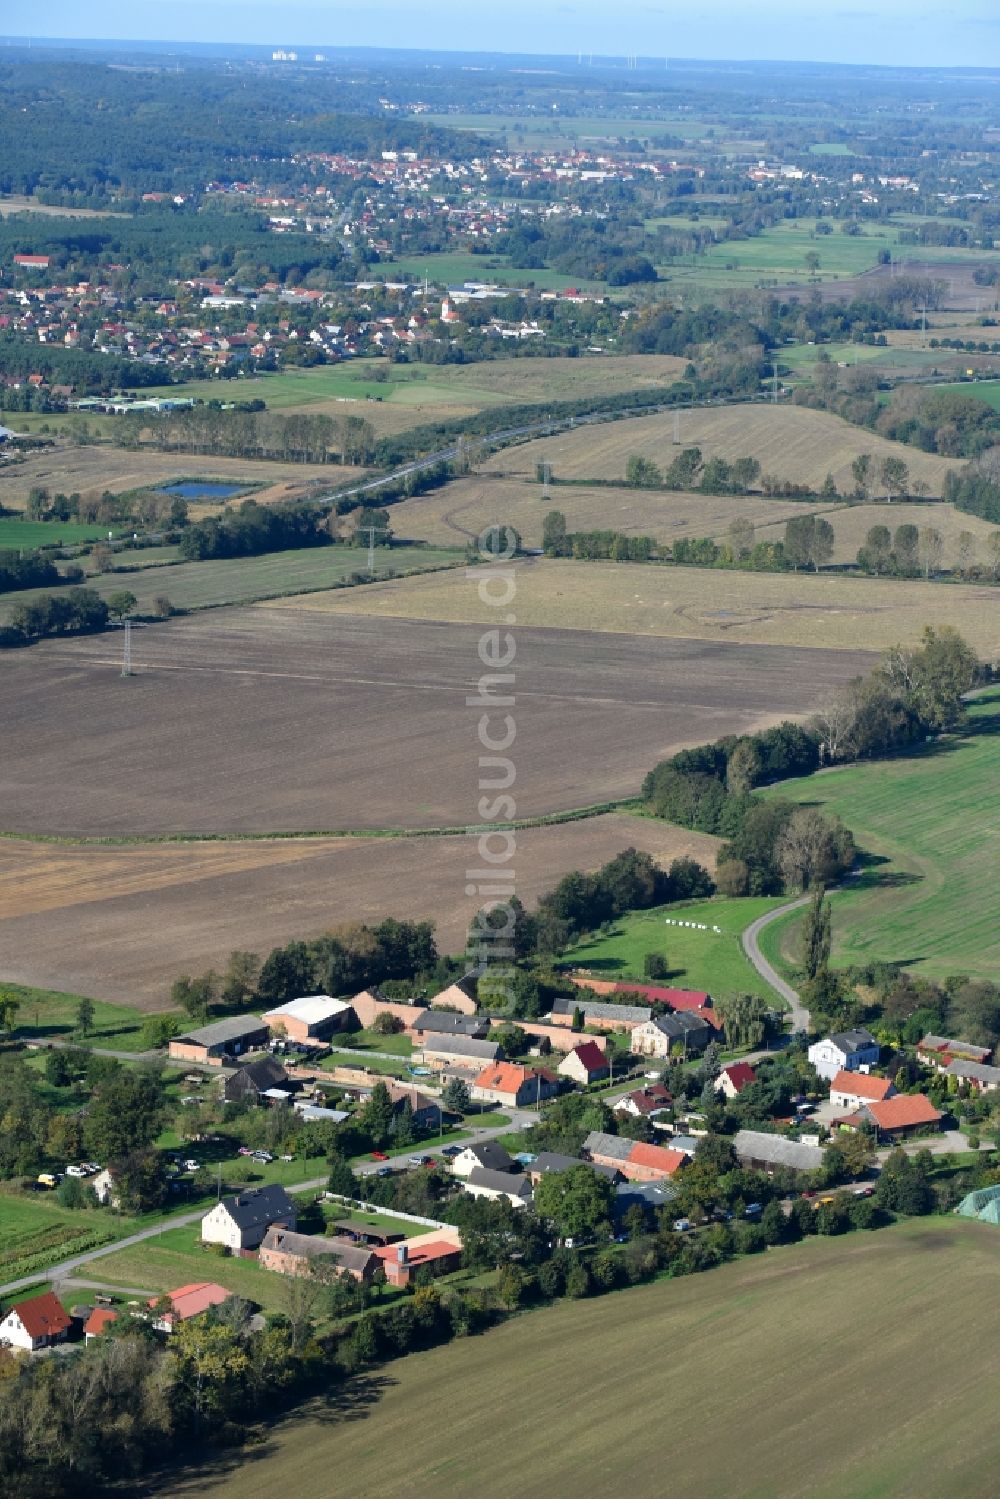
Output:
top-left (392, 474), bottom-right (835, 549)
top-left (753, 500), bottom-right (1000, 568)
top-left (150, 1221), bottom-right (1000, 1499)
top-left (284, 556), bottom-right (1000, 656)
top-left (0, 816), bottom-right (721, 1007)
top-left (0, 607), bottom-right (870, 839)
top-left (0, 446), bottom-right (365, 514)
top-left (485, 404), bottom-right (955, 496)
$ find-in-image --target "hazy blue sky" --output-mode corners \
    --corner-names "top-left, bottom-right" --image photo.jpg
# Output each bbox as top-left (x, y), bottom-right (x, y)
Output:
top-left (2, 0), bottom-right (999, 69)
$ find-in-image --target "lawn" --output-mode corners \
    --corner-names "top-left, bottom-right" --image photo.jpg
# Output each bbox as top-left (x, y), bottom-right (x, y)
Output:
top-left (0, 1192), bottom-right (138, 1284)
top-left (759, 689), bottom-right (1000, 981)
top-left (92, 1223), bottom-right (295, 1311)
top-left (6, 984), bottom-right (157, 1051)
top-left (158, 1219), bottom-right (1000, 1499)
top-left (0, 517), bottom-right (115, 547)
top-left (0, 543), bottom-right (463, 621)
top-left (932, 379), bottom-right (1000, 411)
top-left (562, 896), bottom-right (787, 1002)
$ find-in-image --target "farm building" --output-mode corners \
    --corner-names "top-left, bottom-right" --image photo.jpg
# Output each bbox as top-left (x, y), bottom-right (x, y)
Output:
top-left (169, 1014), bottom-right (270, 1065)
top-left (259, 1228), bottom-right (378, 1281)
top-left (828, 1069), bottom-right (897, 1111)
top-left (410, 1011), bottom-right (489, 1040)
top-left (201, 1184), bottom-right (297, 1251)
top-left (427, 973), bottom-right (479, 1015)
top-left (956, 1184), bottom-right (1000, 1225)
top-left (471, 1062), bottom-right (559, 1108)
top-left (349, 989), bottom-right (423, 1032)
top-left (943, 1059), bottom-right (1000, 1093)
top-left (583, 1132), bottom-right (686, 1183)
top-left (569, 977), bottom-right (711, 1012)
top-left (549, 996), bottom-right (651, 1032)
top-left (557, 1041), bottom-right (611, 1086)
top-left (808, 1030), bottom-right (879, 1083)
top-left (734, 1130), bottom-right (824, 1173)
top-left (855, 1094), bottom-right (942, 1140)
top-left (715, 1062), bottom-right (757, 1099)
top-left (917, 1035), bottom-right (992, 1071)
top-left (223, 1055), bottom-right (289, 1104)
top-left (418, 1034), bottom-right (501, 1070)
top-left (527, 1152), bottom-right (623, 1186)
top-left (260, 995), bottom-right (357, 1043)
top-left (0, 1292), bottom-right (71, 1353)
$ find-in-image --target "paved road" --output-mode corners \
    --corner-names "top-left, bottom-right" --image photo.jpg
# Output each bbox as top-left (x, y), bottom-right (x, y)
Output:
top-left (0, 1111), bottom-right (529, 1299)
top-left (742, 896), bottom-right (812, 1033)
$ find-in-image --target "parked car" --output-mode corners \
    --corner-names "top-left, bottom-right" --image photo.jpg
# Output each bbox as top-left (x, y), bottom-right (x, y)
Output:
top-left (237, 1146), bottom-right (255, 1157)
top-left (673, 1218), bottom-right (692, 1232)
top-left (252, 1151), bottom-right (274, 1164)
top-left (37, 1173), bottom-right (58, 1189)
top-left (440, 1145), bottom-right (461, 1158)
top-left (423, 1157), bottom-right (436, 1169)
top-left (183, 1159), bottom-right (200, 1172)
top-left (853, 1185), bottom-right (874, 1197)
top-left (65, 1165), bottom-right (88, 1178)
top-left (744, 1203), bottom-right (763, 1218)
top-left (83, 1162), bottom-right (101, 1175)
top-left (408, 1154), bottom-right (431, 1167)
top-left (375, 1165), bottom-right (393, 1178)
top-left (371, 1151), bottom-right (389, 1162)
top-left (279, 1153), bottom-right (294, 1162)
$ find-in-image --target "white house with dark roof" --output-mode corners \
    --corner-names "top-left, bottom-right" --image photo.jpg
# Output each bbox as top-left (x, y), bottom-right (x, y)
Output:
top-left (808, 1029), bottom-right (879, 1083)
top-left (200, 1184), bottom-right (297, 1251)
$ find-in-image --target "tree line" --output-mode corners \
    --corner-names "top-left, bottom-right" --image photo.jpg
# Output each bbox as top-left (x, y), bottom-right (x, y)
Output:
top-left (120, 406), bottom-right (377, 466)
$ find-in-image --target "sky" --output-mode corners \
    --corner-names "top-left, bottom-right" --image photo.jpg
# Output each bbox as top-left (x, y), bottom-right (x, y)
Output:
top-left (1, 0), bottom-right (999, 70)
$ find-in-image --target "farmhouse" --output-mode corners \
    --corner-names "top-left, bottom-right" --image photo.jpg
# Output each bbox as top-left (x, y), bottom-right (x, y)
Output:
top-left (418, 1034), bottom-right (501, 1070)
top-left (528, 1152), bottom-right (623, 1186)
top-left (613, 1085), bottom-right (672, 1121)
top-left (223, 1055), bottom-right (289, 1104)
top-left (734, 1129), bottom-right (824, 1173)
top-left (462, 1166), bottom-right (533, 1208)
top-left (829, 1069), bottom-right (896, 1111)
top-left (200, 1184), bottom-right (297, 1251)
top-left (550, 996), bottom-right (651, 1032)
top-left (449, 1141), bottom-right (514, 1178)
top-left (856, 1094), bottom-right (942, 1140)
top-left (631, 1012), bottom-right (712, 1059)
top-left (557, 1041), bottom-right (611, 1086)
top-left (386, 1082), bottom-right (440, 1131)
top-left (150, 1283), bottom-right (231, 1333)
top-left (374, 1228), bottom-right (463, 1288)
top-left (472, 1062), bottom-right (559, 1108)
top-left (410, 1011), bottom-right (489, 1040)
top-left (715, 1062), bottom-right (757, 1099)
top-left (583, 1131), bottom-right (686, 1183)
top-left (0, 1292), bottom-right (71, 1353)
top-left (944, 1058), bottom-right (1000, 1093)
top-left (808, 1029), bottom-right (880, 1082)
top-left (259, 1228), bottom-right (378, 1281)
top-left (260, 994), bottom-right (356, 1043)
top-left (169, 1014), bottom-right (270, 1065)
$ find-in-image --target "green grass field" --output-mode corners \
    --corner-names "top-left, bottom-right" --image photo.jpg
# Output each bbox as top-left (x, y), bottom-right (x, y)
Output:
top-left (93, 1223), bottom-right (294, 1310)
top-left (932, 379), bottom-right (1000, 411)
top-left (157, 1219), bottom-right (1000, 1499)
top-left (0, 518), bottom-right (115, 548)
top-left (6, 983), bottom-right (156, 1050)
top-left (0, 543), bottom-right (463, 620)
top-left (0, 1192), bottom-right (138, 1284)
top-left (761, 690), bottom-right (1000, 981)
top-left (562, 896), bottom-right (786, 1002)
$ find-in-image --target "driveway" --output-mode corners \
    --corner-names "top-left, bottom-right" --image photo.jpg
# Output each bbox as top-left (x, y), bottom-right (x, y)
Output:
top-left (742, 896), bottom-right (811, 1032)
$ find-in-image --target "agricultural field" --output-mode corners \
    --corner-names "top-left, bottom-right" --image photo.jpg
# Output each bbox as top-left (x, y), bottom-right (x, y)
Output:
top-left (0, 606), bottom-right (870, 839)
top-left (751, 500), bottom-right (1000, 569)
top-left (156, 1221), bottom-right (1000, 1499)
top-left (0, 815), bottom-right (721, 1007)
top-left (90, 1223), bottom-right (301, 1313)
top-left (0, 517), bottom-right (113, 548)
top-left (0, 1193), bottom-right (135, 1285)
top-left (0, 447), bottom-right (364, 514)
top-left (293, 556), bottom-right (1000, 655)
top-left (0, 544), bottom-right (462, 622)
top-left (391, 474), bottom-right (827, 550)
top-left (564, 895), bottom-right (785, 1003)
top-left (484, 403), bottom-right (955, 496)
top-left (759, 690), bottom-right (1000, 983)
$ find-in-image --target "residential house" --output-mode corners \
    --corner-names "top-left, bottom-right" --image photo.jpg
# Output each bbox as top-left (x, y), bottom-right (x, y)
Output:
top-left (715, 1062), bottom-right (757, 1099)
top-left (385, 1082), bottom-right (440, 1132)
top-left (260, 995), bottom-right (357, 1043)
top-left (0, 1292), bottom-right (72, 1353)
top-left (856, 1094), bottom-right (942, 1140)
top-left (734, 1129), bottom-right (824, 1173)
top-left (557, 1041), bottom-right (611, 1087)
top-left (528, 1152), bottom-right (622, 1186)
top-left (259, 1228), bottom-right (378, 1282)
top-left (427, 973), bottom-right (479, 1016)
top-left (223, 1055), bottom-right (290, 1105)
top-left (807, 1029), bottom-right (879, 1083)
top-left (613, 1085), bottom-right (673, 1122)
top-left (918, 1035), bottom-right (993, 1071)
top-left (582, 1131), bottom-right (686, 1183)
top-left (91, 1167), bottom-right (120, 1208)
top-left (462, 1166), bottom-right (533, 1208)
top-left (631, 1011), bottom-right (712, 1060)
top-left (150, 1283), bottom-right (231, 1333)
top-left (200, 1184), bottom-right (297, 1251)
top-left (449, 1141), bottom-right (514, 1178)
top-left (410, 1011), bottom-right (489, 1041)
top-left (471, 1062), bottom-right (559, 1108)
top-left (169, 1014), bottom-right (270, 1065)
top-left (944, 1058), bottom-right (1000, 1093)
top-left (83, 1307), bottom-right (118, 1342)
top-left (374, 1228), bottom-right (463, 1288)
top-left (517, 1021), bottom-right (608, 1055)
top-left (829, 1069), bottom-right (897, 1111)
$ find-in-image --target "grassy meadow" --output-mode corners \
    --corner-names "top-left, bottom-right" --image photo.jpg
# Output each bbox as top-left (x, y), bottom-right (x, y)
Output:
top-left (761, 690), bottom-right (1000, 981)
top-left (154, 1219), bottom-right (1000, 1499)
top-left (5, 983), bottom-right (154, 1050)
top-left (0, 1191), bottom-right (139, 1285)
top-left (563, 896), bottom-right (785, 1002)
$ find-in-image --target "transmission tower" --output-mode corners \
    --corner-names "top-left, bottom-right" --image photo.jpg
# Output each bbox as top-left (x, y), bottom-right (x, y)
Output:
top-left (120, 618), bottom-right (132, 678)
top-left (673, 410), bottom-right (680, 445)
top-left (359, 525), bottom-right (386, 574)
top-left (541, 459), bottom-right (551, 499)
top-left (772, 361), bottom-right (780, 403)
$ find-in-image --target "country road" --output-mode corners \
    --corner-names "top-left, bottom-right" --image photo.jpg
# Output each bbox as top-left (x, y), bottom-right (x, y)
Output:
top-left (742, 896), bottom-right (811, 1033)
top-left (0, 1111), bottom-right (530, 1300)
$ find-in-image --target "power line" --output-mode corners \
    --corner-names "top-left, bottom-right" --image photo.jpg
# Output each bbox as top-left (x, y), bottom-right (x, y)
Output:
top-left (120, 618), bottom-right (132, 678)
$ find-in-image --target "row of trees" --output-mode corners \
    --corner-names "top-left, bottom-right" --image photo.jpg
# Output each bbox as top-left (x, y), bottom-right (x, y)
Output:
top-left (121, 407), bottom-right (377, 467)
top-left (177, 498), bottom-right (329, 562)
top-left (541, 510), bottom-right (655, 561)
top-left (0, 550), bottom-right (68, 595)
top-left (1, 586), bottom-right (109, 645)
top-left (624, 448), bottom-right (763, 496)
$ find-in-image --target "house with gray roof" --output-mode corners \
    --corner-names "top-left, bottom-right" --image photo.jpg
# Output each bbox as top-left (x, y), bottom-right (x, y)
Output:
top-left (527, 1151), bottom-right (623, 1185)
top-left (462, 1167), bottom-right (533, 1208)
top-left (200, 1184), bottom-right (297, 1251)
top-left (259, 1228), bottom-right (378, 1281)
top-left (170, 1014), bottom-right (270, 1063)
top-left (449, 1140), bottom-right (515, 1178)
top-left (551, 997), bottom-right (652, 1028)
top-left (411, 1011), bottom-right (489, 1039)
top-left (943, 1058), bottom-right (1000, 1092)
top-left (419, 1034), bottom-right (501, 1068)
top-left (734, 1130), bottom-right (824, 1173)
top-left (807, 1029), bottom-right (879, 1083)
